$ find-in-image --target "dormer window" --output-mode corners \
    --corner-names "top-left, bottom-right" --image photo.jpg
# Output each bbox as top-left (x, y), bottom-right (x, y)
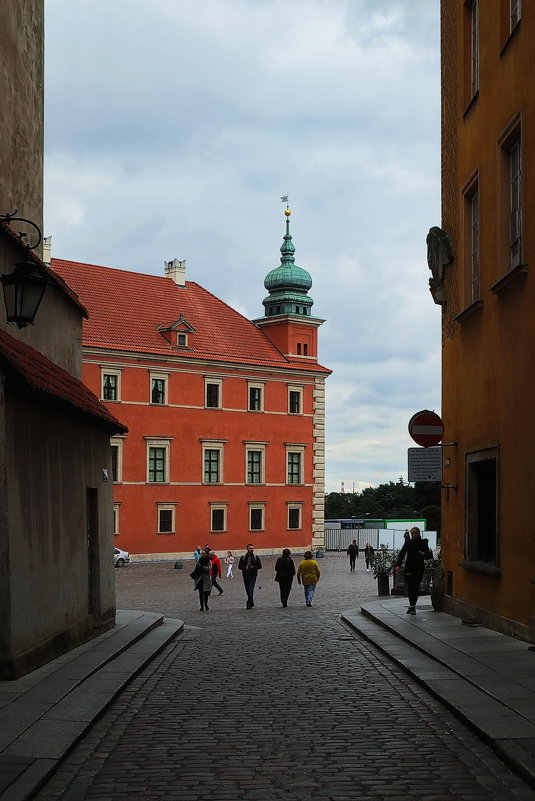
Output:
top-left (157, 314), bottom-right (195, 348)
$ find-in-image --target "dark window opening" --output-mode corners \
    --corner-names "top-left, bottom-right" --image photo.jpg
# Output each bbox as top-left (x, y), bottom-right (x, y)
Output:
top-left (250, 508), bottom-right (263, 530)
top-left (111, 445), bottom-right (118, 482)
top-left (151, 378), bottom-right (165, 404)
top-left (466, 456), bottom-right (497, 564)
top-left (287, 452), bottom-right (301, 484)
top-left (249, 386), bottom-right (262, 411)
top-left (206, 383), bottom-right (220, 408)
top-left (148, 447), bottom-right (166, 482)
top-left (103, 374), bottom-right (117, 400)
top-left (289, 390), bottom-right (301, 414)
top-left (288, 507), bottom-right (300, 529)
top-left (212, 509), bottom-right (225, 531)
top-left (159, 509), bottom-right (173, 533)
top-left (204, 449), bottom-right (220, 483)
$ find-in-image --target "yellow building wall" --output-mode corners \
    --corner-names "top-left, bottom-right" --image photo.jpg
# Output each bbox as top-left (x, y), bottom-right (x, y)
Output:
top-left (440, 0), bottom-right (535, 639)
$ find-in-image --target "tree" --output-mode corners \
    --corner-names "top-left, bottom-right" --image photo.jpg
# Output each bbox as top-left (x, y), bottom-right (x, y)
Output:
top-left (325, 479), bottom-right (441, 531)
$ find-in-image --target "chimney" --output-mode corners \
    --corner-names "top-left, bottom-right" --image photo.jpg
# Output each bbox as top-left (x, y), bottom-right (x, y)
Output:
top-left (42, 235), bottom-right (52, 265)
top-left (164, 258), bottom-right (186, 286)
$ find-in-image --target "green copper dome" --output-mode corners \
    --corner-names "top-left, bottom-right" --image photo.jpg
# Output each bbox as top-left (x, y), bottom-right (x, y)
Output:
top-left (262, 211), bottom-right (314, 317)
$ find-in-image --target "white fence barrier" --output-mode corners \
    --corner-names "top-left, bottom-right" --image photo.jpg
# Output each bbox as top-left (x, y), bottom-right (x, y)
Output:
top-left (324, 528), bottom-right (437, 552)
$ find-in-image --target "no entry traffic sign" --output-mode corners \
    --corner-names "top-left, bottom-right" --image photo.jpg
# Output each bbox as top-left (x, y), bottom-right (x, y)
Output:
top-left (408, 409), bottom-right (444, 447)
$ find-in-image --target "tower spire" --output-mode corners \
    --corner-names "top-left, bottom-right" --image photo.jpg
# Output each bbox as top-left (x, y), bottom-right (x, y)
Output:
top-left (261, 201), bottom-right (313, 318)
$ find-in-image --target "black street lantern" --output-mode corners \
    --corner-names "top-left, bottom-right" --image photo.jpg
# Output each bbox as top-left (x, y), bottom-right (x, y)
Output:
top-left (1, 260), bottom-right (50, 328)
top-left (1, 211), bottom-right (50, 328)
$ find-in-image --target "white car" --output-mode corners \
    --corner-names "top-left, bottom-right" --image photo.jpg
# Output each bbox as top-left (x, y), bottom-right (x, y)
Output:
top-left (114, 547), bottom-right (130, 568)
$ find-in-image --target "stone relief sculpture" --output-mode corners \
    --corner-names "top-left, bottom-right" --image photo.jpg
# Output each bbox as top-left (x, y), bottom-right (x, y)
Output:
top-left (427, 226), bottom-right (453, 305)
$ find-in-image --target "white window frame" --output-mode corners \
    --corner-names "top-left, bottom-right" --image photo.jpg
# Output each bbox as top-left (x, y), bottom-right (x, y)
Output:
top-left (157, 503), bottom-right (176, 534)
top-left (245, 443), bottom-right (266, 485)
top-left (110, 437), bottom-right (124, 483)
top-left (248, 382), bottom-right (264, 412)
top-left (249, 503), bottom-right (265, 532)
top-left (286, 444), bottom-right (305, 485)
top-left (150, 372), bottom-right (169, 405)
top-left (101, 367), bottom-right (121, 402)
top-left (177, 332), bottom-right (188, 347)
top-left (205, 378), bottom-right (222, 409)
top-left (210, 503), bottom-right (227, 533)
top-left (288, 385), bottom-right (303, 415)
top-left (287, 503), bottom-right (303, 531)
top-left (145, 437), bottom-right (172, 484)
top-left (202, 440), bottom-right (225, 484)
top-left (113, 503), bottom-right (121, 536)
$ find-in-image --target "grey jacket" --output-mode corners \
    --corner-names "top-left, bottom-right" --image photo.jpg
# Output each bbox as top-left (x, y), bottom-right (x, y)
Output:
top-left (193, 564), bottom-right (212, 592)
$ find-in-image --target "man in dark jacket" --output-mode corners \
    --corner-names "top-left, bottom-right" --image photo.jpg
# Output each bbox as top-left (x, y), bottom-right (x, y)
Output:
top-left (346, 539), bottom-right (359, 572)
top-left (394, 527), bottom-right (431, 615)
top-left (238, 544), bottom-right (262, 609)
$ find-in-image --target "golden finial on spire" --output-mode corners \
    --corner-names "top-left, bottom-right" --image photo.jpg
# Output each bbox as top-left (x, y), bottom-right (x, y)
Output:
top-left (280, 194), bottom-right (291, 216)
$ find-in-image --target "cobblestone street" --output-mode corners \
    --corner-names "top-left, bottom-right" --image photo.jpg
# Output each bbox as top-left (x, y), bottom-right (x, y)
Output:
top-left (36, 554), bottom-right (534, 800)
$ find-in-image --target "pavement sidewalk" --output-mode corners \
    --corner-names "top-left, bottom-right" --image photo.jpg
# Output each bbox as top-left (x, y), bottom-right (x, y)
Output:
top-left (342, 597), bottom-right (535, 791)
top-left (0, 610), bottom-right (183, 801)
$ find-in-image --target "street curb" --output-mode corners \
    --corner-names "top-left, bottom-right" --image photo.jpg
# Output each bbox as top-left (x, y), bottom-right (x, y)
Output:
top-left (1, 615), bottom-right (184, 801)
top-left (341, 606), bottom-right (535, 792)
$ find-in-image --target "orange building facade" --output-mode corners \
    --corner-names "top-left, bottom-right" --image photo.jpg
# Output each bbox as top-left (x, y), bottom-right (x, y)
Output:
top-left (438, 0), bottom-right (535, 640)
top-left (52, 213), bottom-right (330, 559)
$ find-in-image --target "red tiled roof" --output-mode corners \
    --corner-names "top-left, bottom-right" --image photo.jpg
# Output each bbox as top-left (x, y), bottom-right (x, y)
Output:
top-left (0, 222), bottom-right (89, 318)
top-left (52, 259), bottom-right (331, 374)
top-left (0, 328), bottom-right (127, 434)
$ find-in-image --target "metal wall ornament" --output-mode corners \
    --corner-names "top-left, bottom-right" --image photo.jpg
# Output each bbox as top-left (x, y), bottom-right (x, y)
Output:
top-left (0, 211), bottom-right (50, 328)
top-left (426, 226), bottom-right (454, 306)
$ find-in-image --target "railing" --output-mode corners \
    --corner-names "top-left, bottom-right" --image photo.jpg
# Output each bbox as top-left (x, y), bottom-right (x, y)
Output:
top-left (324, 528), bottom-right (437, 552)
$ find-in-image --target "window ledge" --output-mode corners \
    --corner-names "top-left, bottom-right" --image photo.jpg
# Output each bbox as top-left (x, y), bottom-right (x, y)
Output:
top-left (463, 90), bottom-right (479, 118)
top-left (490, 263), bottom-right (528, 295)
top-left (454, 299), bottom-right (483, 323)
top-left (458, 560), bottom-right (501, 576)
top-left (157, 531), bottom-right (175, 536)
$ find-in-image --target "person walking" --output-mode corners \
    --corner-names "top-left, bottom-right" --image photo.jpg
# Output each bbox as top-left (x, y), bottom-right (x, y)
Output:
top-left (209, 550), bottom-right (224, 595)
top-left (193, 545), bottom-right (203, 562)
top-left (394, 526), bottom-right (432, 615)
top-left (238, 544), bottom-right (262, 609)
top-left (346, 540), bottom-right (359, 572)
top-left (297, 550), bottom-right (321, 607)
top-left (191, 554), bottom-right (212, 611)
top-left (274, 548), bottom-right (296, 607)
top-left (364, 543), bottom-right (375, 572)
top-left (224, 551), bottom-right (235, 578)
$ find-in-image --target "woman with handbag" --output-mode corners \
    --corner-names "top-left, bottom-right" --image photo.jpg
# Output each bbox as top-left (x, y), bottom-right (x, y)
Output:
top-left (394, 526), bottom-right (432, 615)
top-left (274, 548), bottom-right (296, 608)
top-left (191, 554), bottom-right (212, 611)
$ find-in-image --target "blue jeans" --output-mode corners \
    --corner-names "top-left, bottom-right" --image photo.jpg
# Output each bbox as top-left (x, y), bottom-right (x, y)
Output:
top-left (304, 584), bottom-right (316, 603)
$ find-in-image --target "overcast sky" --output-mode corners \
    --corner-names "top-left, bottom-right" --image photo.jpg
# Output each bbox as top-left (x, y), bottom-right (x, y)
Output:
top-left (44, 0), bottom-right (441, 493)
